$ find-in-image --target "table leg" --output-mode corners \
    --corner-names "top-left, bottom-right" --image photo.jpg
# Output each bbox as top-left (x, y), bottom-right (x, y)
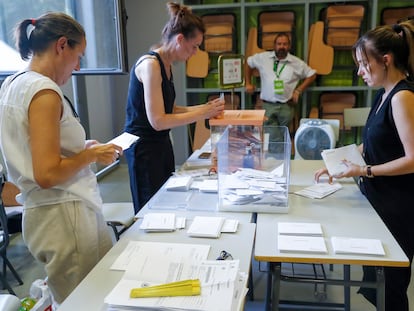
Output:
top-left (265, 262), bottom-right (272, 310)
top-left (268, 262), bottom-right (281, 311)
top-left (375, 267), bottom-right (385, 311)
top-left (343, 265), bottom-right (351, 311)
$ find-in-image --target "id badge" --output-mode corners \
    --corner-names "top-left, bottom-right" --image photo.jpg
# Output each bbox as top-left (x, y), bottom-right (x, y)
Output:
top-left (274, 79), bottom-right (284, 95)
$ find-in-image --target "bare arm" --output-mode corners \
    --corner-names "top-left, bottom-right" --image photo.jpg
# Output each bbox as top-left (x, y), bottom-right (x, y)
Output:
top-left (245, 59), bottom-right (255, 94)
top-left (29, 89), bottom-right (122, 188)
top-left (292, 73), bottom-right (317, 103)
top-left (329, 90), bottom-right (414, 179)
top-left (137, 58), bottom-right (224, 131)
top-left (368, 90), bottom-right (414, 176)
top-left (314, 144), bottom-right (364, 183)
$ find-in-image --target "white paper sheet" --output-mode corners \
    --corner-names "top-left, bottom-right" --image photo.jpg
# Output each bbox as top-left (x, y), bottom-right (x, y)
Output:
top-left (110, 241), bottom-right (210, 271)
top-left (321, 144), bottom-right (366, 176)
top-left (107, 132), bottom-right (139, 150)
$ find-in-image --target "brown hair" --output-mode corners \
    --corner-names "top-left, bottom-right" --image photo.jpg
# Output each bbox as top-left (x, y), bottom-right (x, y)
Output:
top-left (352, 21), bottom-right (414, 80)
top-left (14, 12), bottom-right (85, 61)
top-left (273, 32), bottom-right (290, 45)
top-left (161, 2), bottom-right (205, 44)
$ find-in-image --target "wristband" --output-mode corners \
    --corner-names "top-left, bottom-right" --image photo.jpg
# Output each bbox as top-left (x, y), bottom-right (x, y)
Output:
top-left (366, 165), bottom-right (374, 178)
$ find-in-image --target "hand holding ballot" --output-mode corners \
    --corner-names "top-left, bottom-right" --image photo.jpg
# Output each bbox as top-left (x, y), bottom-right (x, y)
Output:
top-left (315, 144), bottom-right (366, 182)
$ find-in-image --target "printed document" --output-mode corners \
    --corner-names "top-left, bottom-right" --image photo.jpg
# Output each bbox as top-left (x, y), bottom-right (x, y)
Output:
top-left (110, 241), bottom-right (210, 271)
top-left (105, 247), bottom-right (241, 310)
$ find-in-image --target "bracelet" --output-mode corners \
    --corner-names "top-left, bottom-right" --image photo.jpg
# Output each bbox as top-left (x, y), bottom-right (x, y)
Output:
top-left (294, 89), bottom-right (302, 95)
top-left (366, 165), bottom-right (374, 178)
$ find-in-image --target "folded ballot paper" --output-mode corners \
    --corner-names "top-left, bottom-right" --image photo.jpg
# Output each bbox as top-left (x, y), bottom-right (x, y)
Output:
top-left (278, 222), bottom-right (323, 236)
top-left (294, 182), bottom-right (342, 199)
top-left (165, 176), bottom-right (193, 191)
top-left (187, 216), bottom-right (225, 238)
top-left (139, 213), bottom-right (178, 232)
top-left (321, 144), bottom-right (366, 177)
top-left (278, 235), bottom-right (328, 254)
top-left (331, 236), bottom-right (385, 256)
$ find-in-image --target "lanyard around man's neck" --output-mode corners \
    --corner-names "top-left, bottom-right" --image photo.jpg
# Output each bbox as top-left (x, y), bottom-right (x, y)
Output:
top-left (273, 59), bottom-right (286, 79)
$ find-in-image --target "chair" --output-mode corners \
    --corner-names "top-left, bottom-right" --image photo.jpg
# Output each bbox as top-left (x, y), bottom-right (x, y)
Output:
top-left (186, 48), bottom-right (209, 78)
top-left (192, 119), bottom-right (211, 152)
top-left (101, 202), bottom-right (135, 241)
top-left (1, 182), bottom-right (22, 234)
top-left (0, 179), bottom-right (23, 295)
top-left (201, 14), bottom-right (236, 54)
top-left (257, 11), bottom-right (295, 51)
top-left (245, 27), bottom-right (265, 79)
top-left (321, 4), bottom-right (365, 50)
top-left (344, 107), bottom-right (370, 144)
top-left (381, 6), bottom-right (414, 25)
top-left (319, 92), bottom-right (356, 131)
top-left (308, 21), bottom-right (334, 76)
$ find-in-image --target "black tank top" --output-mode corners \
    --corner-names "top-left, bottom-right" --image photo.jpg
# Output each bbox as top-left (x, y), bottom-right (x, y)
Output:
top-left (124, 51), bottom-right (175, 138)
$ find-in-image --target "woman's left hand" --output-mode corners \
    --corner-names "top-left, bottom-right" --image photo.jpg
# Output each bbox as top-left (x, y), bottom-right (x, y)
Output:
top-left (334, 160), bottom-right (362, 178)
top-left (205, 97), bottom-right (225, 119)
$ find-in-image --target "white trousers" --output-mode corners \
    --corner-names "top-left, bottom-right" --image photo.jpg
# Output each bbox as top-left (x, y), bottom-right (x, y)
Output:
top-left (22, 201), bottom-right (113, 304)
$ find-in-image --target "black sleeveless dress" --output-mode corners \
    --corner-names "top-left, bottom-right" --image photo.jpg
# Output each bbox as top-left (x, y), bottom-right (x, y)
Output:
top-left (124, 51), bottom-right (175, 213)
top-left (358, 79), bottom-right (414, 310)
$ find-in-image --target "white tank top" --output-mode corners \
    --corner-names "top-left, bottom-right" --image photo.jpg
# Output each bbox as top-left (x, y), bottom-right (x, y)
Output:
top-left (0, 71), bottom-right (102, 211)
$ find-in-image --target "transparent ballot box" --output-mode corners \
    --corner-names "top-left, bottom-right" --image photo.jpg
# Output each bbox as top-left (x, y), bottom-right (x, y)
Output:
top-left (216, 126), bottom-right (291, 213)
top-left (209, 110), bottom-right (266, 167)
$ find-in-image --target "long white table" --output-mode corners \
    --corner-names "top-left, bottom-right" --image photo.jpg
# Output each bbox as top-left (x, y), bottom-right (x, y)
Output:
top-left (254, 160), bottom-right (409, 311)
top-left (58, 217), bottom-right (256, 311)
top-left (59, 159), bottom-right (409, 311)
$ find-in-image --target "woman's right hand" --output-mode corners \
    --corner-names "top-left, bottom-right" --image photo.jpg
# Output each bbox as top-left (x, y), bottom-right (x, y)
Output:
top-left (245, 83), bottom-right (255, 94)
top-left (314, 167), bottom-right (333, 184)
top-left (88, 143), bottom-right (123, 165)
top-left (204, 97), bottom-right (225, 119)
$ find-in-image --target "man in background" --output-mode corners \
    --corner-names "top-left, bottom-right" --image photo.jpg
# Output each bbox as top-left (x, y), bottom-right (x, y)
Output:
top-left (245, 32), bottom-right (316, 129)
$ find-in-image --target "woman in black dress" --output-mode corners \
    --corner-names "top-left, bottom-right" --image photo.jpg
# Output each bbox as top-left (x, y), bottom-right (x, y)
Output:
top-left (315, 20), bottom-right (414, 311)
top-left (124, 2), bottom-right (224, 213)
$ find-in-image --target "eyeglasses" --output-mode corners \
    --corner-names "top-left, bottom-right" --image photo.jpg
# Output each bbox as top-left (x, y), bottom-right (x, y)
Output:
top-left (216, 250), bottom-right (233, 260)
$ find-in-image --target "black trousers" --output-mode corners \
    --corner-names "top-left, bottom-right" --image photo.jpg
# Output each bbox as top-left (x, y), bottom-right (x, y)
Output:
top-left (125, 135), bottom-right (175, 214)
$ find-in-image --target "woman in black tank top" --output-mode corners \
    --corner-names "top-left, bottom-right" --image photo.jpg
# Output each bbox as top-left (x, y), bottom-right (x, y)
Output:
top-left (315, 20), bottom-right (414, 311)
top-left (124, 2), bottom-right (225, 213)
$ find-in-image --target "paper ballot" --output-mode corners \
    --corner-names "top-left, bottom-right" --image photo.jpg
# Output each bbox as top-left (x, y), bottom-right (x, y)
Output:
top-left (294, 183), bottom-right (342, 199)
top-left (165, 176), bottom-right (193, 191)
top-left (321, 144), bottom-right (366, 176)
top-left (187, 216), bottom-right (225, 238)
top-left (107, 132), bottom-right (139, 150)
top-left (139, 213), bottom-right (176, 232)
top-left (331, 236), bottom-right (385, 256)
top-left (278, 222), bottom-right (323, 236)
top-left (278, 235), bottom-right (328, 254)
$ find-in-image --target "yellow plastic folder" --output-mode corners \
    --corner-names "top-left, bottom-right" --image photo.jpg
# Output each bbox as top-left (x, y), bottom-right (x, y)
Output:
top-left (130, 279), bottom-right (201, 298)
